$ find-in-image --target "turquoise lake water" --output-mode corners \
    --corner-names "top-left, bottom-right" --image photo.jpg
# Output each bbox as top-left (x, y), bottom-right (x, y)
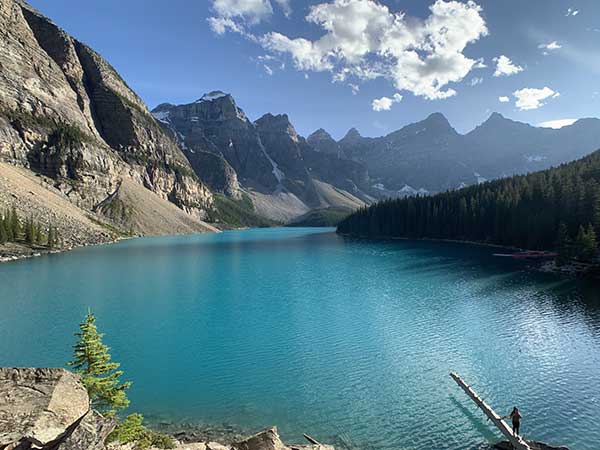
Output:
top-left (1, 228), bottom-right (599, 450)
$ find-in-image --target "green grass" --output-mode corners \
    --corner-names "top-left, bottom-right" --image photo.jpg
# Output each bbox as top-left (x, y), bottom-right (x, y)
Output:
top-left (87, 215), bottom-right (130, 237)
top-left (287, 207), bottom-right (353, 227)
top-left (207, 193), bottom-right (277, 228)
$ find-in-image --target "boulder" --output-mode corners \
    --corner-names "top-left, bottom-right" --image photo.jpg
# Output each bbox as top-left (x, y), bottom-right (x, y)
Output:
top-left (0, 368), bottom-right (116, 450)
top-left (232, 427), bottom-right (285, 450)
top-left (232, 428), bottom-right (334, 450)
top-left (206, 443), bottom-right (231, 450)
top-left (0, 368), bottom-right (89, 448)
top-left (49, 410), bottom-right (116, 450)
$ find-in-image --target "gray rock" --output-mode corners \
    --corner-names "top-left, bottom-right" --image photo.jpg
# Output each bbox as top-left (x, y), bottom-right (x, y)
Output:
top-left (232, 427), bottom-right (285, 450)
top-left (0, 0), bottom-right (213, 235)
top-left (50, 410), bottom-right (116, 450)
top-left (232, 427), bottom-right (334, 450)
top-left (0, 368), bottom-right (89, 448)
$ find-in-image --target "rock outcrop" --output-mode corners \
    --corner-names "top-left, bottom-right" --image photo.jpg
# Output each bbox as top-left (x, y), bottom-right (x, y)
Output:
top-left (306, 129), bottom-right (340, 158)
top-left (0, 368), bottom-right (115, 450)
top-left (152, 93), bottom-right (277, 193)
top-left (232, 427), bottom-right (333, 450)
top-left (0, 0), bottom-right (213, 239)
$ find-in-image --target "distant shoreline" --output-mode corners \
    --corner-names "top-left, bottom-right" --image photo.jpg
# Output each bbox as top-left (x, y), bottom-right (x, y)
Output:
top-left (336, 232), bottom-right (600, 279)
top-left (336, 232), bottom-right (523, 251)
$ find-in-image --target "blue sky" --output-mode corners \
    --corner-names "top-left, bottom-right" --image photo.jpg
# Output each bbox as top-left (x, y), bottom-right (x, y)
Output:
top-left (28, 0), bottom-right (600, 138)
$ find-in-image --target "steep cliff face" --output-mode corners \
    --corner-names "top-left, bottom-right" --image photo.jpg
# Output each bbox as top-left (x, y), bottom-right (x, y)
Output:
top-left (153, 93), bottom-right (278, 193)
top-left (306, 129), bottom-right (341, 157)
top-left (0, 0), bottom-right (213, 233)
top-left (154, 97), bottom-right (370, 222)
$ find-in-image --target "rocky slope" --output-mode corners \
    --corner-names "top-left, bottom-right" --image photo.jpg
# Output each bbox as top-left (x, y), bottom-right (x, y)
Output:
top-left (0, 0), bottom-right (214, 248)
top-left (152, 95), bottom-right (370, 223)
top-left (0, 368), bottom-right (334, 450)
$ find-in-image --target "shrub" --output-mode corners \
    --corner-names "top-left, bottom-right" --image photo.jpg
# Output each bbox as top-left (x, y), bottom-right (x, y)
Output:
top-left (107, 414), bottom-right (175, 450)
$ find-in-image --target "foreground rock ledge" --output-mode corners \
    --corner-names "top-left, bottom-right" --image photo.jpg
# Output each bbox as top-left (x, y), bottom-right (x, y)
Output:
top-left (0, 368), bottom-right (333, 450)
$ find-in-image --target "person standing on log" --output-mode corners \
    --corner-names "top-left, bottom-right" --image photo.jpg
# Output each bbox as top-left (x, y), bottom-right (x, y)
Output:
top-left (503, 407), bottom-right (522, 436)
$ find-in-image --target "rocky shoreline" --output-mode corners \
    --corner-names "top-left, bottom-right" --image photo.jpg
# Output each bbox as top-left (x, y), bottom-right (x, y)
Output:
top-left (0, 368), bottom-right (334, 450)
top-left (0, 238), bottom-right (124, 264)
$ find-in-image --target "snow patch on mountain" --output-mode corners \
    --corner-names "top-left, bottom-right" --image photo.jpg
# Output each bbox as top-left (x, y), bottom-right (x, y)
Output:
top-left (197, 91), bottom-right (228, 102)
top-left (474, 172), bottom-right (488, 184)
top-left (257, 136), bottom-right (285, 192)
top-left (398, 185), bottom-right (429, 196)
top-left (152, 110), bottom-right (170, 124)
top-left (525, 154), bottom-right (547, 162)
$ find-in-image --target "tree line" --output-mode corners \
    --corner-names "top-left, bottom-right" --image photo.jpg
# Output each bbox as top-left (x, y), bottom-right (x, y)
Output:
top-left (338, 150), bottom-right (600, 263)
top-left (0, 206), bottom-right (61, 248)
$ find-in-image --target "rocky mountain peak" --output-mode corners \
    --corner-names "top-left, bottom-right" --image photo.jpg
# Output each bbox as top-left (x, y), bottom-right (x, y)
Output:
top-left (421, 112), bottom-right (455, 133)
top-left (154, 102), bottom-right (174, 111)
top-left (181, 91), bottom-right (247, 122)
top-left (341, 127), bottom-right (362, 142)
top-left (196, 90), bottom-right (230, 103)
top-left (469, 112), bottom-right (532, 136)
top-left (307, 128), bottom-right (339, 155)
top-left (255, 113), bottom-right (299, 142)
top-left (308, 128), bottom-right (334, 141)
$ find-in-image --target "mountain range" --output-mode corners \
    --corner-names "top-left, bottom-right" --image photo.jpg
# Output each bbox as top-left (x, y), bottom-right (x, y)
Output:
top-left (152, 93), bottom-right (600, 221)
top-left (2, 0), bottom-right (600, 249)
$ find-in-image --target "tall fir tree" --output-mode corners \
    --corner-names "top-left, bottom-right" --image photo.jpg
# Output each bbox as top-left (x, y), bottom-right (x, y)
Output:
top-left (24, 217), bottom-right (34, 245)
top-left (0, 216), bottom-right (7, 244)
top-left (556, 222), bottom-right (571, 265)
top-left (35, 224), bottom-right (43, 245)
top-left (68, 311), bottom-right (131, 415)
top-left (47, 224), bottom-right (56, 249)
top-left (10, 206), bottom-right (20, 241)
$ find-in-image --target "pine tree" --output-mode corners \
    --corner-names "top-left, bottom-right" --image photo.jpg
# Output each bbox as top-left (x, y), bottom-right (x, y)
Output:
top-left (4, 209), bottom-right (13, 242)
top-left (10, 206), bottom-right (20, 241)
top-left (35, 223), bottom-right (43, 245)
top-left (556, 222), bottom-right (571, 266)
top-left (47, 225), bottom-right (56, 249)
top-left (574, 224), bottom-right (598, 262)
top-left (0, 216), bottom-right (7, 245)
top-left (68, 311), bottom-right (131, 415)
top-left (24, 217), bottom-right (34, 245)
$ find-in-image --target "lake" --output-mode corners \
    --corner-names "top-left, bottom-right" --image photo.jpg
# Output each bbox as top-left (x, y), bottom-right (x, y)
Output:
top-left (1, 228), bottom-right (599, 450)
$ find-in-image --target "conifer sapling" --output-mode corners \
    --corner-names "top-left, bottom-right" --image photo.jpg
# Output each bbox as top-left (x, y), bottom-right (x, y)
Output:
top-left (68, 311), bottom-right (131, 415)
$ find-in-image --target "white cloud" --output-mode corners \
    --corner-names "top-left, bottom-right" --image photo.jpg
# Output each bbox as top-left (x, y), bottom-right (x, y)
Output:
top-left (498, 96), bottom-right (510, 103)
top-left (349, 83), bottom-right (360, 95)
top-left (493, 55), bottom-right (523, 77)
top-left (212, 0), bottom-right (273, 24)
top-left (208, 0), bottom-right (291, 29)
top-left (513, 87), bottom-right (560, 111)
top-left (372, 93), bottom-right (403, 111)
top-left (469, 77), bottom-right (483, 86)
top-left (566, 8), bottom-right (579, 17)
top-left (208, 17), bottom-right (246, 35)
top-left (258, 0), bottom-right (488, 100)
top-left (538, 118), bottom-right (577, 129)
top-left (538, 41), bottom-right (561, 51)
top-left (473, 58), bottom-right (487, 69)
top-left (263, 64), bottom-right (274, 75)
